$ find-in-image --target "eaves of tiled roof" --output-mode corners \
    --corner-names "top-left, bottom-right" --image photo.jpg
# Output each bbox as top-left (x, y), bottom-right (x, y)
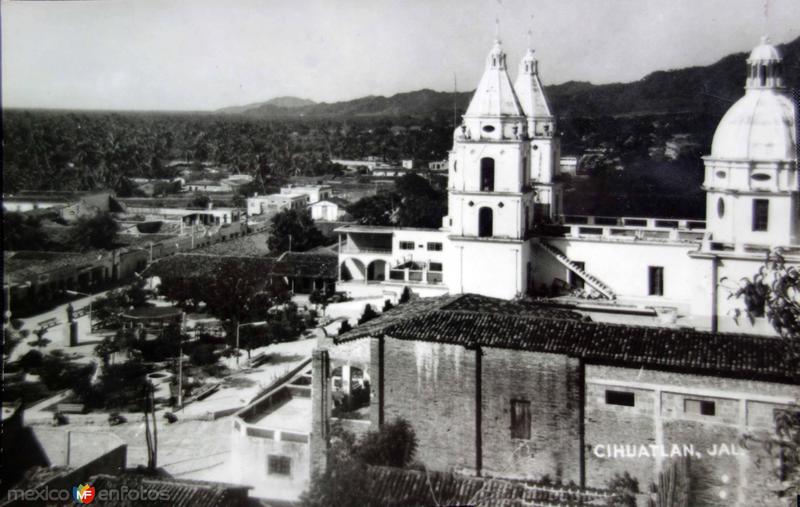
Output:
top-left (336, 294), bottom-right (799, 384)
top-left (368, 466), bottom-right (611, 507)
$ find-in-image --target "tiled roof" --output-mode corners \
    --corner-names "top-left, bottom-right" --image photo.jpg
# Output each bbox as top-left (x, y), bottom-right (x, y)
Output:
top-left (368, 466), bottom-right (610, 507)
top-left (272, 251), bottom-right (338, 279)
top-left (4, 250), bottom-right (109, 283)
top-left (193, 231), bottom-right (271, 256)
top-left (88, 474), bottom-right (249, 507)
top-left (144, 250), bottom-right (337, 282)
top-left (336, 294), bottom-right (799, 383)
top-left (336, 294), bottom-right (584, 342)
top-left (144, 253), bottom-right (276, 280)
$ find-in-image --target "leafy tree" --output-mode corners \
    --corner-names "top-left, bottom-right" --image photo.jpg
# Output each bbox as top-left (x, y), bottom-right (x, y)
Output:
top-left (91, 360), bottom-right (150, 410)
top-left (399, 286), bottom-right (412, 304)
top-left (3, 212), bottom-right (49, 251)
top-left (357, 304), bottom-right (378, 325)
top-left (382, 299), bottom-right (394, 312)
top-left (347, 193), bottom-right (397, 226)
top-left (357, 417), bottom-right (418, 468)
top-left (18, 349), bottom-right (44, 371)
top-left (70, 211), bottom-right (119, 250)
top-left (191, 194), bottom-right (211, 208)
top-left (267, 208), bottom-right (328, 254)
top-left (732, 253), bottom-right (800, 498)
top-left (301, 418), bottom-right (417, 507)
top-left (29, 327), bottom-right (51, 350)
top-left (301, 424), bottom-right (375, 507)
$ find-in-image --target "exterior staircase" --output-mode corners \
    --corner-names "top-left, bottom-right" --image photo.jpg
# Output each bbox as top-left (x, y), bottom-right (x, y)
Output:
top-left (538, 241), bottom-right (617, 300)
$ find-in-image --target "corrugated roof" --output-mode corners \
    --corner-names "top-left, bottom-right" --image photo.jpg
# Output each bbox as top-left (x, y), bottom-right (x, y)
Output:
top-left (336, 294), bottom-right (799, 383)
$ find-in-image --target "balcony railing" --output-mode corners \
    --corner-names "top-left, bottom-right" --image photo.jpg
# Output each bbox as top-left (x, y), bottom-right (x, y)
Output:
top-left (340, 246), bottom-right (392, 254)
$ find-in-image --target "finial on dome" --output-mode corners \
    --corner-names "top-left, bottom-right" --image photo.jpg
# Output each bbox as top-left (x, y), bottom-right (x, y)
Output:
top-left (760, 35), bottom-right (770, 45)
top-left (495, 16), bottom-right (501, 43)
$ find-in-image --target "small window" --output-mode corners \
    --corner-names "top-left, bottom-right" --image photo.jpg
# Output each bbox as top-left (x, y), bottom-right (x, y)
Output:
top-left (429, 262), bottom-right (443, 272)
top-left (267, 455), bottom-right (291, 476)
top-left (685, 399), bottom-right (716, 416)
top-left (605, 390), bottom-right (635, 407)
top-left (482, 125), bottom-right (495, 133)
top-left (752, 199), bottom-right (769, 231)
top-left (399, 241), bottom-right (415, 250)
top-left (717, 198), bottom-right (725, 219)
top-left (510, 400), bottom-right (531, 439)
top-left (427, 242), bottom-right (443, 251)
top-left (648, 266), bottom-right (664, 296)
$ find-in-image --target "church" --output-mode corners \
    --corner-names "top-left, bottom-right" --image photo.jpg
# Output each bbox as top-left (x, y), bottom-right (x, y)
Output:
top-left (335, 35), bottom-right (798, 336)
top-left (302, 37), bottom-right (799, 506)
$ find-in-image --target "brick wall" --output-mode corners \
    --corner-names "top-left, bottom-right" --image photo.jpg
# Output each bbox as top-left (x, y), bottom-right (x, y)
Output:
top-left (481, 347), bottom-right (582, 483)
top-left (382, 337), bottom-right (478, 472)
top-left (584, 364), bottom-right (796, 506)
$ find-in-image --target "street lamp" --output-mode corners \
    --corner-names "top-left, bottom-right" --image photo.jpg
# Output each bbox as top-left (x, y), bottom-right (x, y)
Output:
top-left (64, 290), bottom-right (93, 332)
top-left (235, 320), bottom-right (268, 368)
top-left (4, 281), bottom-right (31, 322)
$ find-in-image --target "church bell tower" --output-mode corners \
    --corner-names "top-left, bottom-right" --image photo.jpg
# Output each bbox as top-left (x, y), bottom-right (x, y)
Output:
top-left (444, 39), bottom-right (536, 299)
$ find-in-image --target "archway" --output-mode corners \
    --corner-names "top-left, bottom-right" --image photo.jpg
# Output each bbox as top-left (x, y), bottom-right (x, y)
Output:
top-left (480, 158), bottom-right (495, 191)
top-left (367, 260), bottom-right (387, 281)
top-left (478, 207), bottom-right (493, 237)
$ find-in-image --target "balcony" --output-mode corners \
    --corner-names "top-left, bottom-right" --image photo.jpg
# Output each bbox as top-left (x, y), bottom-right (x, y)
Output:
top-left (539, 215), bottom-right (706, 244)
top-left (340, 245), bottom-right (392, 255)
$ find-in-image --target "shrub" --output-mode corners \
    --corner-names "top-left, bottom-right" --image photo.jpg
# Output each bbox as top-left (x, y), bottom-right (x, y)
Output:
top-left (18, 349), bottom-right (44, 371)
top-left (357, 304), bottom-right (378, 325)
top-left (382, 299), bottom-right (394, 312)
top-left (357, 417), bottom-right (417, 468)
top-left (338, 320), bottom-right (353, 335)
top-left (606, 471), bottom-right (639, 507)
top-left (399, 286), bottom-right (412, 304)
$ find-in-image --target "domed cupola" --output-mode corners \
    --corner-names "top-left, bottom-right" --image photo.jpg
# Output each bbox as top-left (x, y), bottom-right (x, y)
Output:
top-left (746, 36), bottom-right (785, 90)
top-left (709, 37), bottom-right (796, 161)
top-left (703, 37), bottom-right (799, 249)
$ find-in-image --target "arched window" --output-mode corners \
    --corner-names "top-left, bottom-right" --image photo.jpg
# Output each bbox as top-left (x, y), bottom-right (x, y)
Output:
top-left (480, 158), bottom-right (495, 192)
top-left (478, 207), bottom-right (493, 237)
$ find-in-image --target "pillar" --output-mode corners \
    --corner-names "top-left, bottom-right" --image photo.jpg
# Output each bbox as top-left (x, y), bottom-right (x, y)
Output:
top-left (369, 336), bottom-right (384, 428)
top-left (311, 349), bottom-right (331, 474)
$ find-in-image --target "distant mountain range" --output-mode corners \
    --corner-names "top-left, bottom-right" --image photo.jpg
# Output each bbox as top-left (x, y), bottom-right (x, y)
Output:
top-left (217, 35), bottom-right (800, 119)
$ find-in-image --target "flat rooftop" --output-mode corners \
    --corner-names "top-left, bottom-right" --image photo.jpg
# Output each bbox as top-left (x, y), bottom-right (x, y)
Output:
top-left (250, 396), bottom-right (311, 432)
top-left (335, 224), bottom-right (442, 234)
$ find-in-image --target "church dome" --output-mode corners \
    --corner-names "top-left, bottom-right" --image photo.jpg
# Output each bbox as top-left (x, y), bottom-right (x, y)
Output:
top-left (748, 38), bottom-right (782, 62)
top-left (710, 91), bottom-right (796, 160)
top-left (709, 38), bottom-right (797, 161)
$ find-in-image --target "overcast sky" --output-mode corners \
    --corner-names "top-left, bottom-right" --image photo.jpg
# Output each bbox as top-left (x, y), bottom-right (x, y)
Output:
top-left (3, 0), bottom-right (800, 111)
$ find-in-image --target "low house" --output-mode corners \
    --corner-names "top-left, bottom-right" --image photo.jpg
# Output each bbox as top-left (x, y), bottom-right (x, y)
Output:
top-left (308, 197), bottom-right (350, 222)
top-left (280, 184), bottom-right (332, 204)
top-left (2, 191), bottom-right (124, 223)
top-left (246, 193), bottom-right (309, 216)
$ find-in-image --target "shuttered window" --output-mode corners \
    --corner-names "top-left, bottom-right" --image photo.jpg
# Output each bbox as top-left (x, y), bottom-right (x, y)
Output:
top-left (510, 400), bottom-right (531, 439)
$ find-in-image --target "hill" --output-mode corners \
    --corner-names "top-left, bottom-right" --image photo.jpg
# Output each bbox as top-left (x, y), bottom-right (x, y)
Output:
top-left (217, 96), bottom-right (316, 114)
top-left (219, 35), bottom-right (800, 119)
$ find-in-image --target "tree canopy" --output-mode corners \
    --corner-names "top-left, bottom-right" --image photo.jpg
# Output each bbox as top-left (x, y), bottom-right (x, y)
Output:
top-left (347, 173), bottom-right (446, 228)
top-left (267, 208), bottom-right (328, 254)
top-left (70, 211), bottom-right (119, 250)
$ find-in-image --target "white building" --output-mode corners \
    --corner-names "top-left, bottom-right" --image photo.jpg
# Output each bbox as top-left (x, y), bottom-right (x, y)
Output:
top-left (280, 185), bottom-right (332, 204)
top-left (335, 37), bottom-right (798, 335)
top-left (308, 197), bottom-right (349, 222)
top-left (247, 193), bottom-right (309, 216)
